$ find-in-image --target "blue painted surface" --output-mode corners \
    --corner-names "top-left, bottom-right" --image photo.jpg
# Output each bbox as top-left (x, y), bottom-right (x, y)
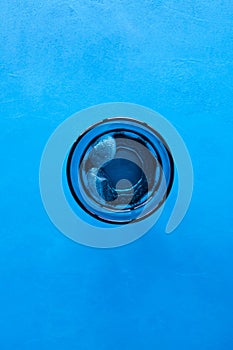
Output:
top-left (0, 1), bottom-right (233, 349)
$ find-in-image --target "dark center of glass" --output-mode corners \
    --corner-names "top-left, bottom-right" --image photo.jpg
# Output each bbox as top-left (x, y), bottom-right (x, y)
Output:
top-left (79, 130), bottom-right (160, 211)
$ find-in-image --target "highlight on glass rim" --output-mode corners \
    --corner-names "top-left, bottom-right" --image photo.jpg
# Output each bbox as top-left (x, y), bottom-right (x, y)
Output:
top-left (39, 103), bottom-right (194, 248)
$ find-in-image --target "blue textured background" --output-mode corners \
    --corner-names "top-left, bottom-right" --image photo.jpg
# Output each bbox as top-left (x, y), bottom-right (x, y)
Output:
top-left (1, 1), bottom-right (233, 349)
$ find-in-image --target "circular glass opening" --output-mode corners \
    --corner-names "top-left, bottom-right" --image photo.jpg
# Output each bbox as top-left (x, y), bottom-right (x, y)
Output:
top-left (66, 117), bottom-right (174, 224)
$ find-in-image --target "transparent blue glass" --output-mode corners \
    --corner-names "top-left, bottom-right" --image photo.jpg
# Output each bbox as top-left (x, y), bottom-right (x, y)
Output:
top-left (66, 117), bottom-right (174, 224)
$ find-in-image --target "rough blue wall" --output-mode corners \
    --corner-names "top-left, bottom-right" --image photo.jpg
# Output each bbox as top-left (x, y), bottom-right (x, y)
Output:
top-left (0, 1), bottom-right (233, 349)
